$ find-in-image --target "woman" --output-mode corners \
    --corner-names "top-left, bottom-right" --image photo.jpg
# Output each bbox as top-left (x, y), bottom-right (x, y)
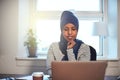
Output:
top-left (46, 10), bottom-right (96, 75)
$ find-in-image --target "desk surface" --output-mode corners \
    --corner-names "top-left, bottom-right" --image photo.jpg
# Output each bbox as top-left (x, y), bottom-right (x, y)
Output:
top-left (0, 74), bottom-right (118, 80)
top-left (16, 75), bottom-right (118, 80)
top-left (16, 75), bottom-right (50, 80)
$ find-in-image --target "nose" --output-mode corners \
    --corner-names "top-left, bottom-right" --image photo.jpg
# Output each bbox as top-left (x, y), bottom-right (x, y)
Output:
top-left (68, 29), bottom-right (72, 35)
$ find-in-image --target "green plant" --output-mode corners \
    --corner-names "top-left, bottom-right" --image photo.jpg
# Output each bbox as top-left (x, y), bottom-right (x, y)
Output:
top-left (24, 28), bottom-right (37, 48)
top-left (24, 28), bottom-right (38, 57)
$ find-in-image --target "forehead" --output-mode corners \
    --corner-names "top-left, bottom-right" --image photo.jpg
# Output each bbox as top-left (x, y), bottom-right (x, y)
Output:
top-left (64, 23), bottom-right (76, 28)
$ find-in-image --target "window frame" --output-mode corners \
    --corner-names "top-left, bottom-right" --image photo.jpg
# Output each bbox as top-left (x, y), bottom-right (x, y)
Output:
top-left (29, 0), bottom-right (108, 59)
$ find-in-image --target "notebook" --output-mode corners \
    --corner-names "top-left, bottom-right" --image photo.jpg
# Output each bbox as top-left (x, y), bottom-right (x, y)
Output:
top-left (51, 61), bottom-right (108, 80)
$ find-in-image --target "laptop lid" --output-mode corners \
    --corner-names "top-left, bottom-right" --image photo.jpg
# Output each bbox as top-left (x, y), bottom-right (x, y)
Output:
top-left (51, 61), bottom-right (107, 80)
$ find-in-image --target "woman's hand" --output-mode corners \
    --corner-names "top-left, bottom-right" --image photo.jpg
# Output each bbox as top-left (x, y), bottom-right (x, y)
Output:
top-left (67, 40), bottom-right (76, 49)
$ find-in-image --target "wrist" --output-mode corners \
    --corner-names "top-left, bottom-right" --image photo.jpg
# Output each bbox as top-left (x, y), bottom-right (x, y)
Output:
top-left (67, 48), bottom-right (73, 52)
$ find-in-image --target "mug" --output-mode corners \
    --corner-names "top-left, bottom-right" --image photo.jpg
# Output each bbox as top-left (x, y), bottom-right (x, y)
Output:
top-left (32, 72), bottom-right (44, 80)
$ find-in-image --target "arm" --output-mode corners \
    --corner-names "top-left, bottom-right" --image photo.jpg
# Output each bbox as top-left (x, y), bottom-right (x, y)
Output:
top-left (77, 44), bottom-right (90, 61)
top-left (46, 44), bottom-right (55, 75)
top-left (67, 49), bottom-right (76, 61)
top-left (46, 43), bottom-right (64, 75)
top-left (67, 40), bottom-right (76, 61)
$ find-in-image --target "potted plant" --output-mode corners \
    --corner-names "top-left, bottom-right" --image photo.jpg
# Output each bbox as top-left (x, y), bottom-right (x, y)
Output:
top-left (24, 28), bottom-right (37, 57)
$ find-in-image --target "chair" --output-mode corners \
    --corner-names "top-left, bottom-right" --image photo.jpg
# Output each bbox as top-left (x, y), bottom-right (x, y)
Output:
top-left (89, 46), bottom-right (97, 61)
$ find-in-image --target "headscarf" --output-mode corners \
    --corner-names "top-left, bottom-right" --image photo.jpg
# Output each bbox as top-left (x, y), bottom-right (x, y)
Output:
top-left (60, 11), bottom-right (79, 31)
top-left (59, 11), bottom-right (83, 60)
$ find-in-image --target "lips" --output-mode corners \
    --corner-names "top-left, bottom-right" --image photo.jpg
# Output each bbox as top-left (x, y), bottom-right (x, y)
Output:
top-left (67, 36), bottom-right (73, 40)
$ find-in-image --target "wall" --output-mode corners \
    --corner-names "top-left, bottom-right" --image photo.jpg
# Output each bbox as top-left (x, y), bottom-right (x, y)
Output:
top-left (0, 0), bottom-right (19, 73)
top-left (105, 0), bottom-right (120, 76)
top-left (118, 0), bottom-right (120, 74)
top-left (0, 0), bottom-right (47, 75)
top-left (0, 0), bottom-right (1, 52)
top-left (0, 0), bottom-right (120, 76)
top-left (117, 0), bottom-right (120, 59)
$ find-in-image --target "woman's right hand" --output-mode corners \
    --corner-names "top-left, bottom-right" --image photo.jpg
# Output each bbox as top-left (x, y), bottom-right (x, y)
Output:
top-left (67, 40), bottom-right (76, 49)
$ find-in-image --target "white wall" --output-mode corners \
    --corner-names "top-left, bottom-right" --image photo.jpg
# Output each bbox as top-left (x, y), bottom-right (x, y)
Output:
top-left (0, 0), bottom-right (47, 74)
top-left (117, 0), bottom-right (120, 74)
top-left (118, 0), bottom-right (120, 58)
top-left (0, 0), bottom-right (1, 51)
top-left (0, 0), bottom-right (120, 75)
top-left (0, 0), bottom-right (19, 73)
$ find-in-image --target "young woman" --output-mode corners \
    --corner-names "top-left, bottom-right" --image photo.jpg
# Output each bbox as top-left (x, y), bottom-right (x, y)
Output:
top-left (46, 10), bottom-right (96, 75)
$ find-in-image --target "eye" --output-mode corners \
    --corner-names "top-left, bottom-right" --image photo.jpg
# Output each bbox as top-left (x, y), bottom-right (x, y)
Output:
top-left (72, 28), bottom-right (76, 31)
top-left (64, 28), bottom-right (68, 31)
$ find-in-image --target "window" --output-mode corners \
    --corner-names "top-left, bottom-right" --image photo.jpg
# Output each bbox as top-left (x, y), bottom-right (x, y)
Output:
top-left (18, 0), bottom-right (118, 60)
top-left (29, 0), bottom-right (105, 59)
top-left (36, 0), bottom-right (100, 11)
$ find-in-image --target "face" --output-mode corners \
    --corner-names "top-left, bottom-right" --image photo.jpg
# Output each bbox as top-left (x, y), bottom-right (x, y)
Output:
top-left (62, 23), bottom-right (78, 42)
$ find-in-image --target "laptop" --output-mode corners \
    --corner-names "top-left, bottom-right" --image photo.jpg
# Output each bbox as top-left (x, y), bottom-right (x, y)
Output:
top-left (51, 61), bottom-right (108, 80)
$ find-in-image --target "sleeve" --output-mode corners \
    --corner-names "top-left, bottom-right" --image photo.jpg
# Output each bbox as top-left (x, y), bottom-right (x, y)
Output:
top-left (46, 44), bottom-right (55, 75)
top-left (67, 49), bottom-right (76, 61)
top-left (77, 44), bottom-right (90, 61)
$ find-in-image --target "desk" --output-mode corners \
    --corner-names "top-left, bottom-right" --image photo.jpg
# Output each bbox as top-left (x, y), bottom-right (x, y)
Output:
top-left (0, 74), bottom-right (118, 80)
top-left (16, 75), bottom-right (50, 80)
top-left (16, 75), bottom-right (118, 80)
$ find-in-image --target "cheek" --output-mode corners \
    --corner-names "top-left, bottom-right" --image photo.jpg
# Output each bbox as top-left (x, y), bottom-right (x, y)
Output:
top-left (62, 32), bottom-right (67, 38)
top-left (73, 30), bottom-right (78, 35)
top-left (62, 32), bottom-right (68, 40)
top-left (62, 30), bottom-right (67, 35)
top-left (73, 33), bottom-right (77, 39)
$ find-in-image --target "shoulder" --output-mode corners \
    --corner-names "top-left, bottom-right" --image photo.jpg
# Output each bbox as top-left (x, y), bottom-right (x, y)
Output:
top-left (49, 42), bottom-right (59, 49)
top-left (78, 43), bottom-right (90, 53)
top-left (80, 43), bottom-right (90, 49)
top-left (80, 43), bottom-right (96, 52)
top-left (50, 42), bottom-right (59, 47)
